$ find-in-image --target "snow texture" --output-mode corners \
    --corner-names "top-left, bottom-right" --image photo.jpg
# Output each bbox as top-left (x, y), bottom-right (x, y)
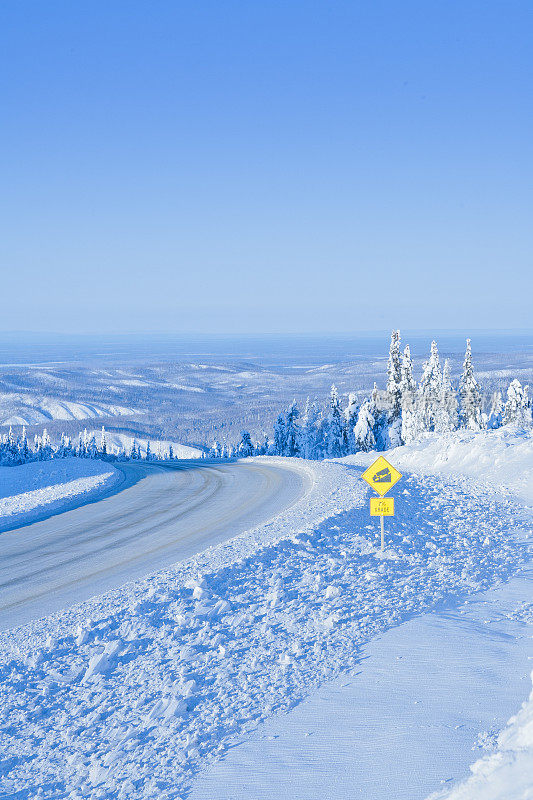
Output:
top-left (0, 435), bottom-right (531, 798)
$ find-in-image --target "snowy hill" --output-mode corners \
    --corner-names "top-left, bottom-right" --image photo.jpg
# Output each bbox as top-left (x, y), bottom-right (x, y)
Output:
top-left (0, 393), bottom-right (139, 426)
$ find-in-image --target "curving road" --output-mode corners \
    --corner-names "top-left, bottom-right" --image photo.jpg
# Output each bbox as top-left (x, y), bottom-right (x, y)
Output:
top-left (0, 460), bottom-right (310, 631)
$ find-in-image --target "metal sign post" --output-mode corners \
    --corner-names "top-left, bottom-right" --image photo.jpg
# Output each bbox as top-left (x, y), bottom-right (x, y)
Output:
top-left (362, 457), bottom-right (401, 552)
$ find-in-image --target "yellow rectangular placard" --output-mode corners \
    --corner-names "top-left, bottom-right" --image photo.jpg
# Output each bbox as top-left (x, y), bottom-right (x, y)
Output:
top-left (370, 497), bottom-right (394, 516)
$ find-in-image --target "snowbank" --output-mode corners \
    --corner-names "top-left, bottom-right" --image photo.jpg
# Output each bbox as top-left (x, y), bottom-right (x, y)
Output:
top-left (0, 458), bottom-right (121, 531)
top-left (429, 672), bottom-right (533, 800)
top-left (343, 428), bottom-right (533, 800)
top-left (345, 427), bottom-right (533, 505)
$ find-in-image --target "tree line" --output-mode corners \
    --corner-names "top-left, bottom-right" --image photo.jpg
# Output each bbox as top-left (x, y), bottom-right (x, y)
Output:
top-left (0, 426), bottom-right (178, 467)
top-left (1, 333), bottom-right (531, 466)
top-left (218, 333), bottom-right (532, 459)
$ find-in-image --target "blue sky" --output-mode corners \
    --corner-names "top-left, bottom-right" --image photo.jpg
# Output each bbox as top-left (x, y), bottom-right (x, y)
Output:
top-left (1, 1), bottom-right (531, 333)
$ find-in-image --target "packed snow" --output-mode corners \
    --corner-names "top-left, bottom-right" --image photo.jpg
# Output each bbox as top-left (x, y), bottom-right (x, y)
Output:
top-left (429, 672), bottom-right (533, 800)
top-left (1, 430), bottom-right (531, 798)
top-left (0, 458), bottom-right (121, 532)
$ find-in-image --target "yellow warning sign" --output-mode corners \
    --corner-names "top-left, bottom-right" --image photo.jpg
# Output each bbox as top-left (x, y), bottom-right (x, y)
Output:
top-left (361, 456), bottom-right (402, 496)
top-left (370, 497), bottom-right (394, 516)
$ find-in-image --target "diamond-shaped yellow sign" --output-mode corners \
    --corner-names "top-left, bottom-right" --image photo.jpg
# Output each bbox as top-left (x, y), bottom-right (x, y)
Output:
top-left (361, 455), bottom-right (402, 497)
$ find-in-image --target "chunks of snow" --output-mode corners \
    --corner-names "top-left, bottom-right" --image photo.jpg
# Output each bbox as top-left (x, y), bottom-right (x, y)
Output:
top-left (82, 640), bottom-right (121, 682)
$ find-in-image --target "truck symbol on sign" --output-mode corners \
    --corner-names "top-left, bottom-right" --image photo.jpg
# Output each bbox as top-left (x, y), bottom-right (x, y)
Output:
top-left (373, 467), bottom-right (392, 483)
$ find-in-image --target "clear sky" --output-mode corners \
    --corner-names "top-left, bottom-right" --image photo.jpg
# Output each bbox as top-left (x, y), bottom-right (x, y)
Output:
top-left (1, 1), bottom-right (532, 334)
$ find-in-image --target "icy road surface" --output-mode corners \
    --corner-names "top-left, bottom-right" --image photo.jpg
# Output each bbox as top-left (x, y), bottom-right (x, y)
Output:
top-left (0, 459), bottom-right (310, 629)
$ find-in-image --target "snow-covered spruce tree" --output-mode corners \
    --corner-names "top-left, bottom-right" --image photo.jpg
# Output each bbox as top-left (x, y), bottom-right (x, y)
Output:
top-left (418, 341), bottom-right (443, 433)
top-left (386, 329), bottom-right (402, 419)
top-left (87, 433), bottom-right (98, 458)
top-left (146, 440), bottom-right (152, 461)
top-left (503, 379), bottom-right (532, 428)
top-left (57, 433), bottom-right (72, 458)
top-left (130, 438), bottom-right (139, 460)
top-left (400, 345), bottom-right (418, 444)
top-left (19, 426), bottom-right (30, 462)
top-left (344, 392), bottom-right (359, 453)
top-left (238, 430), bottom-right (254, 457)
top-left (254, 434), bottom-right (269, 456)
top-left (6, 427), bottom-right (17, 463)
top-left (353, 399), bottom-right (376, 452)
top-left (273, 413), bottom-right (287, 456)
top-left (435, 358), bottom-right (458, 433)
top-left (459, 339), bottom-right (482, 430)
top-left (168, 443), bottom-right (174, 460)
top-left (209, 440), bottom-right (222, 458)
top-left (284, 401), bottom-right (301, 457)
top-left (322, 385), bottom-right (348, 457)
top-left (41, 429), bottom-right (53, 460)
top-left (487, 391), bottom-right (504, 429)
top-left (76, 432), bottom-right (84, 458)
top-left (100, 426), bottom-right (107, 456)
top-left (300, 398), bottom-right (320, 459)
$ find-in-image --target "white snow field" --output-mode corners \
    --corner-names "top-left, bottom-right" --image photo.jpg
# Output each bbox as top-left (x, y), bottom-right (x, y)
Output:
top-left (0, 431), bottom-right (532, 799)
top-left (0, 458), bottom-right (310, 630)
top-left (0, 393), bottom-right (139, 426)
top-left (190, 568), bottom-right (533, 800)
top-left (0, 458), bottom-right (121, 533)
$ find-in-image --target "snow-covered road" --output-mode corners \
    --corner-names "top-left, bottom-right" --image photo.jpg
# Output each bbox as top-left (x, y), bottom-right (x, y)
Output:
top-left (0, 459), bottom-right (310, 630)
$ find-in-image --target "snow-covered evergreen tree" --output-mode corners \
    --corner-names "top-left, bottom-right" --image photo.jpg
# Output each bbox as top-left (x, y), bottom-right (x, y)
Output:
top-left (344, 393), bottom-right (359, 452)
top-left (209, 441), bottom-right (222, 458)
top-left (504, 379), bottom-right (532, 428)
top-left (487, 391), bottom-right (503, 429)
top-left (19, 426), bottom-right (29, 462)
top-left (400, 345), bottom-right (418, 444)
top-left (238, 430), bottom-right (254, 457)
top-left (459, 339), bottom-right (482, 430)
top-left (57, 432), bottom-right (72, 458)
top-left (435, 359), bottom-right (458, 433)
top-left (323, 385), bottom-right (348, 457)
top-left (353, 399), bottom-right (376, 452)
top-left (386, 329), bottom-right (402, 419)
top-left (300, 398), bottom-right (321, 459)
top-left (418, 341), bottom-right (442, 433)
top-left (284, 401), bottom-right (301, 457)
top-left (273, 414), bottom-right (286, 456)
top-left (87, 433), bottom-right (98, 459)
top-left (100, 426), bottom-right (107, 456)
top-left (82, 428), bottom-right (90, 458)
top-left (168, 443), bottom-right (174, 460)
top-left (146, 440), bottom-right (152, 461)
